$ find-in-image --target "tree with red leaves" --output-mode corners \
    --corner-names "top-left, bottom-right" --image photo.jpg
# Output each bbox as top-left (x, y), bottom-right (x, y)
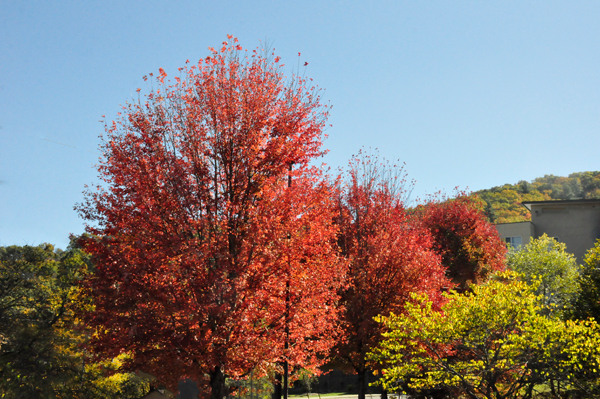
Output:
top-left (333, 152), bottom-right (449, 399)
top-left (415, 194), bottom-right (507, 290)
top-left (77, 37), bottom-right (345, 399)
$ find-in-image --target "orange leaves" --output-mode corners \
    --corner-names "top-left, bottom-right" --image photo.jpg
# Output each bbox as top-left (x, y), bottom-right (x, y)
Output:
top-left (415, 195), bottom-right (507, 289)
top-left (334, 152), bottom-right (449, 377)
top-left (78, 36), bottom-right (336, 396)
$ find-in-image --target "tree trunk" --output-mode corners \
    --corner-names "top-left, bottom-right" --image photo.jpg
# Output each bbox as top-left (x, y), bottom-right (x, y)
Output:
top-left (283, 359), bottom-right (289, 399)
top-left (357, 369), bottom-right (366, 399)
top-left (272, 373), bottom-right (283, 399)
top-left (210, 366), bottom-right (227, 399)
top-left (380, 389), bottom-right (387, 399)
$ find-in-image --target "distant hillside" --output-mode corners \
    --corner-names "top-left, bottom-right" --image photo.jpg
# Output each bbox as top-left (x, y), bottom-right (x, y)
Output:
top-left (474, 171), bottom-right (600, 224)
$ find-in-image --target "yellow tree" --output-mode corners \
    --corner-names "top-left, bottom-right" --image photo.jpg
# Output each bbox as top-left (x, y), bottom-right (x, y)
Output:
top-left (369, 272), bottom-right (600, 399)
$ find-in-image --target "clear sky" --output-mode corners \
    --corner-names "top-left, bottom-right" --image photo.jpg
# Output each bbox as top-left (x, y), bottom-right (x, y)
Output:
top-left (1, 1), bottom-right (599, 249)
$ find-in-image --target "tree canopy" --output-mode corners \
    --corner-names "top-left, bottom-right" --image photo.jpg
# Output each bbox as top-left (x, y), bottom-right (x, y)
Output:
top-left (507, 234), bottom-right (580, 314)
top-left (369, 272), bottom-right (600, 399)
top-left (0, 242), bottom-right (151, 398)
top-left (77, 37), bottom-right (345, 398)
top-left (0, 243), bottom-right (84, 396)
top-left (569, 239), bottom-right (600, 322)
top-left (414, 195), bottom-right (507, 290)
top-left (333, 152), bottom-right (448, 399)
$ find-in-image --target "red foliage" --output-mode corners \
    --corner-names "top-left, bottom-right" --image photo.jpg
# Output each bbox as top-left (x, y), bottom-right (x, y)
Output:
top-left (334, 153), bottom-right (449, 399)
top-left (415, 194), bottom-right (507, 290)
top-left (77, 38), bottom-right (344, 397)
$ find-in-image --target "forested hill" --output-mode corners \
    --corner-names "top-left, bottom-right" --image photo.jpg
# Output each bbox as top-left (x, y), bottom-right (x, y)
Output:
top-left (474, 171), bottom-right (600, 224)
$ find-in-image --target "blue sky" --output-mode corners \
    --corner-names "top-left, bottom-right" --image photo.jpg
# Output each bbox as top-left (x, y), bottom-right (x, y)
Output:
top-left (1, 1), bottom-right (599, 249)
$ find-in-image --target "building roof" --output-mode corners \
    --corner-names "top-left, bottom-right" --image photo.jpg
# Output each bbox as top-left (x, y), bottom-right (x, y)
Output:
top-left (495, 220), bottom-right (533, 226)
top-left (521, 199), bottom-right (600, 210)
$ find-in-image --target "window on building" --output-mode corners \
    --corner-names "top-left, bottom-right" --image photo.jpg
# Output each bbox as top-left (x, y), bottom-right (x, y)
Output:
top-left (505, 236), bottom-right (522, 249)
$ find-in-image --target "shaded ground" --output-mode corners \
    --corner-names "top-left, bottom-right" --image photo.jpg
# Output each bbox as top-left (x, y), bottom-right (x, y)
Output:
top-left (290, 394), bottom-right (407, 399)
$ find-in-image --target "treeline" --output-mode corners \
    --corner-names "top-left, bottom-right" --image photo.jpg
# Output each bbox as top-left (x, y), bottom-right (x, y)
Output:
top-left (476, 171), bottom-right (600, 223)
top-left (8, 230), bottom-right (600, 398)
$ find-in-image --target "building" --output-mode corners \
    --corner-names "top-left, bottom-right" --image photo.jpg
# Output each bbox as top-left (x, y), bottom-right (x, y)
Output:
top-left (495, 199), bottom-right (600, 262)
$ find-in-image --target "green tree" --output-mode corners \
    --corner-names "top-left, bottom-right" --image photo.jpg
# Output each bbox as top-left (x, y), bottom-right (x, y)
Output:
top-left (0, 243), bottom-right (83, 396)
top-left (517, 180), bottom-right (532, 194)
top-left (574, 171), bottom-right (600, 198)
top-left (369, 273), bottom-right (600, 399)
top-left (570, 239), bottom-right (600, 322)
top-left (507, 234), bottom-right (580, 314)
top-left (0, 242), bottom-right (151, 398)
top-left (483, 199), bottom-right (498, 223)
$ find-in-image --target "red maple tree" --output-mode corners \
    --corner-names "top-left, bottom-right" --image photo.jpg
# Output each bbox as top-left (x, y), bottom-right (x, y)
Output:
top-left (333, 152), bottom-right (449, 399)
top-left (414, 193), bottom-right (507, 290)
top-left (77, 37), bottom-right (345, 398)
